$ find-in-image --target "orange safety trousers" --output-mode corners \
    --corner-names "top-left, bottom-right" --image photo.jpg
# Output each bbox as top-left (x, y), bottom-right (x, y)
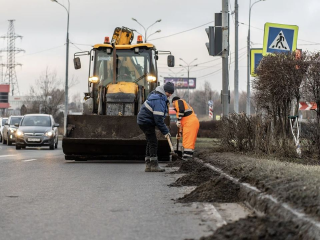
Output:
top-left (181, 113), bottom-right (200, 151)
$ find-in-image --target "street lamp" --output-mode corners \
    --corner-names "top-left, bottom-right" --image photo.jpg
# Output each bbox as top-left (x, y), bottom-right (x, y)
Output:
top-left (132, 18), bottom-right (161, 42)
top-left (147, 30), bottom-right (161, 40)
top-left (51, 0), bottom-right (70, 136)
top-left (247, 0), bottom-right (266, 115)
top-left (179, 58), bottom-right (198, 102)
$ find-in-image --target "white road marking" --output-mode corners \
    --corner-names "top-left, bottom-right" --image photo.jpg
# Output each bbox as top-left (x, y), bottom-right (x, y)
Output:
top-left (23, 159), bottom-right (37, 162)
top-left (0, 155), bottom-right (15, 158)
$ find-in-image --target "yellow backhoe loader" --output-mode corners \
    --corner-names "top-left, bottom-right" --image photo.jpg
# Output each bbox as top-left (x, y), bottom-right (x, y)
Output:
top-left (62, 27), bottom-right (175, 161)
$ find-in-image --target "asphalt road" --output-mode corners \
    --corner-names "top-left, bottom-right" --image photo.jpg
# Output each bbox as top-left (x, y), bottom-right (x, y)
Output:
top-left (0, 142), bottom-right (250, 240)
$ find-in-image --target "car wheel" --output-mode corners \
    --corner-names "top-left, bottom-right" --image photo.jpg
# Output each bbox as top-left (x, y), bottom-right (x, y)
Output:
top-left (7, 135), bottom-right (12, 146)
top-left (50, 143), bottom-right (54, 150)
top-left (2, 133), bottom-right (6, 144)
top-left (55, 138), bottom-right (58, 149)
top-left (22, 146), bottom-right (26, 149)
top-left (0, 133), bottom-right (2, 142)
top-left (16, 145), bottom-right (21, 150)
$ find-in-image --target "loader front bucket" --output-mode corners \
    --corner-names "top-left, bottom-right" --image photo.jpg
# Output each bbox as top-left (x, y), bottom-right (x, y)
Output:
top-left (62, 115), bottom-right (171, 161)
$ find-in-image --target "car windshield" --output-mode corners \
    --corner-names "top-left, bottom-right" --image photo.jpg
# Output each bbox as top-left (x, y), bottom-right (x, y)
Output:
top-left (2, 119), bottom-right (7, 125)
top-left (21, 116), bottom-right (51, 127)
top-left (10, 117), bottom-right (22, 125)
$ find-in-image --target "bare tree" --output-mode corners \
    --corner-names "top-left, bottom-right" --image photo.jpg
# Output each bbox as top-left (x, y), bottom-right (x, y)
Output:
top-left (302, 52), bottom-right (320, 157)
top-left (253, 52), bottom-right (308, 140)
top-left (25, 68), bottom-right (78, 118)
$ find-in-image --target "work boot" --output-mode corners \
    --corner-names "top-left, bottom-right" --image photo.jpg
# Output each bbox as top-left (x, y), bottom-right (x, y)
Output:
top-left (150, 157), bottom-right (165, 172)
top-left (145, 156), bottom-right (151, 172)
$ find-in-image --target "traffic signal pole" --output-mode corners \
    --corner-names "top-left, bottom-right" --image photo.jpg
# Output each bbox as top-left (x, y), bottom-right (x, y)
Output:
top-left (222, 0), bottom-right (229, 116)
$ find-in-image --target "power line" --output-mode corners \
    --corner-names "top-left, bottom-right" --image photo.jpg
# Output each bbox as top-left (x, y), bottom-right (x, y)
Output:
top-left (16, 45), bottom-right (64, 58)
top-left (240, 22), bottom-right (320, 46)
top-left (149, 20), bottom-right (215, 41)
top-left (71, 42), bottom-right (93, 47)
top-left (70, 42), bottom-right (84, 51)
top-left (197, 51), bottom-right (247, 79)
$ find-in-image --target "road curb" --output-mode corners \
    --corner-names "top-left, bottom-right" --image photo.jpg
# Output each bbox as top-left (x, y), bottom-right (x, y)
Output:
top-left (194, 158), bottom-right (320, 239)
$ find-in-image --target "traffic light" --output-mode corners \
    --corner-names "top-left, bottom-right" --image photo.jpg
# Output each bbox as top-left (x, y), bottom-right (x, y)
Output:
top-left (205, 27), bottom-right (215, 56)
top-left (205, 13), bottom-right (223, 56)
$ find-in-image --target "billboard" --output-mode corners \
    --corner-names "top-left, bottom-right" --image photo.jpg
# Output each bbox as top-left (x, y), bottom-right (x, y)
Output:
top-left (0, 84), bottom-right (10, 109)
top-left (163, 77), bottom-right (197, 89)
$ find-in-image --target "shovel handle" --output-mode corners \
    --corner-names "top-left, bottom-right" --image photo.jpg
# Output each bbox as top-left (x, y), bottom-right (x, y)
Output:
top-left (166, 135), bottom-right (174, 152)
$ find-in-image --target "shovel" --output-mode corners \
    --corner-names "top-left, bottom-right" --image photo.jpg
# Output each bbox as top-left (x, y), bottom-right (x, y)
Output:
top-left (166, 135), bottom-right (183, 161)
top-left (176, 127), bottom-right (182, 156)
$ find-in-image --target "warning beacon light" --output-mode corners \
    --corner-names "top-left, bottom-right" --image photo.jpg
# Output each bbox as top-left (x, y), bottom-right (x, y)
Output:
top-left (137, 35), bottom-right (143, 44)
top-left (104, 37), bottom-right (110, 44)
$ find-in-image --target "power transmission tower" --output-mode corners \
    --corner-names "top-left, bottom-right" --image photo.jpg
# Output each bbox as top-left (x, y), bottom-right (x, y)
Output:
top-left (0, 20), bottom-right (25, 96)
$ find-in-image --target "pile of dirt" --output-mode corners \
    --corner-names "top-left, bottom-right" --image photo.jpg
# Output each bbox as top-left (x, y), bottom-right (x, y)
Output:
top-left (169, 166), bottom-right (220, 187)
top-left (177, 176), bottom-right (240, 203)
top-left (172, 159), bottom-right (204, 174)
top-left (200, 216), bottom-right (301, 240)
top-left (198, 151), bottom-right (320, 221)
top-left (165, 160), bottom-right (183, 168)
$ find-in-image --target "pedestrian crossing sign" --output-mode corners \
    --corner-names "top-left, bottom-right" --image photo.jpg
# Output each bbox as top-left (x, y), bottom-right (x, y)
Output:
top-left (250, 49), bottom-right (263, 76)
top-left (263, 23), bottom-right (298, 56)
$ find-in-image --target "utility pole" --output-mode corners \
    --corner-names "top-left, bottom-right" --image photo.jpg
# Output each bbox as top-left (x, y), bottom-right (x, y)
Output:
top-left (51, 0), bottom-right (70, 136)
top-left (222, 0), bottom-right (229, 116)
top-left (0, 20), bottom-right (25, 96)
top-left (234, 0), bottom-right (239, 113)
top-left (246, 0), bottom-right (252, 116)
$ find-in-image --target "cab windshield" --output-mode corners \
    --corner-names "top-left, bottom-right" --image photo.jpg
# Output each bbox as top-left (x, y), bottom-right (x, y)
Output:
top-left (94, 48), bottom-right (153, 91)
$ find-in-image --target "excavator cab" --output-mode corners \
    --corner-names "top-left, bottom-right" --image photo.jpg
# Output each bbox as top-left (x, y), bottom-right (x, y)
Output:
top-left (63, 27), bottom-right (175, 161)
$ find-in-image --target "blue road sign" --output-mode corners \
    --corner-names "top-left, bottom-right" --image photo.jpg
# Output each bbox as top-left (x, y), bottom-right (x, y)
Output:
top-left (263, 23), bottom-right (298, 55)
top-left (250, 49), bottom-right (263, 76)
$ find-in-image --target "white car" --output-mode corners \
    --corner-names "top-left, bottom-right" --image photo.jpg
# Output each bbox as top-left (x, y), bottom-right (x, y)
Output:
top-left (0, 117), bottom-right (8, 143)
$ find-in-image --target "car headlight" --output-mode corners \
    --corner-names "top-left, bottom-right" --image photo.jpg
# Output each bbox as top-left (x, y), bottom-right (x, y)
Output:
top-left (16, 130), bottom-right (24, 136)
top-left (45, 131), bottom-right (54, 137)
top-left (9, 128), bottom-right (16, 133)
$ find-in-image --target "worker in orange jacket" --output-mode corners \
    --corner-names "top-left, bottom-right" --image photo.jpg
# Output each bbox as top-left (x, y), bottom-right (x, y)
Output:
top-left (172, 96), bottom-right (200, 160)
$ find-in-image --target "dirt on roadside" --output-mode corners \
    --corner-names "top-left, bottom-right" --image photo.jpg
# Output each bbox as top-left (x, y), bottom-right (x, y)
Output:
top-left (177, 175), bottom-right (240, 203)
top-left (171, 159), bottom-right (204, 174)
top-left (169, 166), bottom-right (220, 187)
top-left (200, 216), bottom-right (302, 240)
top-left (165, 160), bottom-right (184, 168)
top-left (197, 150), bottom-right (320, 221)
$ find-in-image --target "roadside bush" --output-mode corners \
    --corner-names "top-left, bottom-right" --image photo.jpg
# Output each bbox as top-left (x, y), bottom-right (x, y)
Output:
top-left (219, 114), bottom-right (298, 157)
top-left (300, 121), bottom-right (320, 158)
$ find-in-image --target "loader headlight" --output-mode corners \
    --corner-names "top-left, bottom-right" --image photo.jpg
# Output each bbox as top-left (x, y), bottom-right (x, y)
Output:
top-left (89, 76), bottom-right (100, 83)
top-left (16, 130), bottom-right (24, 136)
top-left (147, 75), bottom-right (157, 82)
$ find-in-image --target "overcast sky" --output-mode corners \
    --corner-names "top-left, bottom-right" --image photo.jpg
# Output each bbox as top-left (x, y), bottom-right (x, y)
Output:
top-left (1, 0), bottom-right (320, 99)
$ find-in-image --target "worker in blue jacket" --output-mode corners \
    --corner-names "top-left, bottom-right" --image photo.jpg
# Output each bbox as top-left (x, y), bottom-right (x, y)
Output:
top-left (137, 82), bottom-right (175, 172)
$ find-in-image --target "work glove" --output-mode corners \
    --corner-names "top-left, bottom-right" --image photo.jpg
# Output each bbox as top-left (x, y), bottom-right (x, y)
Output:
top-left (164, 133), bottom-right (171, 139)
top-left (176, 121), bottom-right (181, 128)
